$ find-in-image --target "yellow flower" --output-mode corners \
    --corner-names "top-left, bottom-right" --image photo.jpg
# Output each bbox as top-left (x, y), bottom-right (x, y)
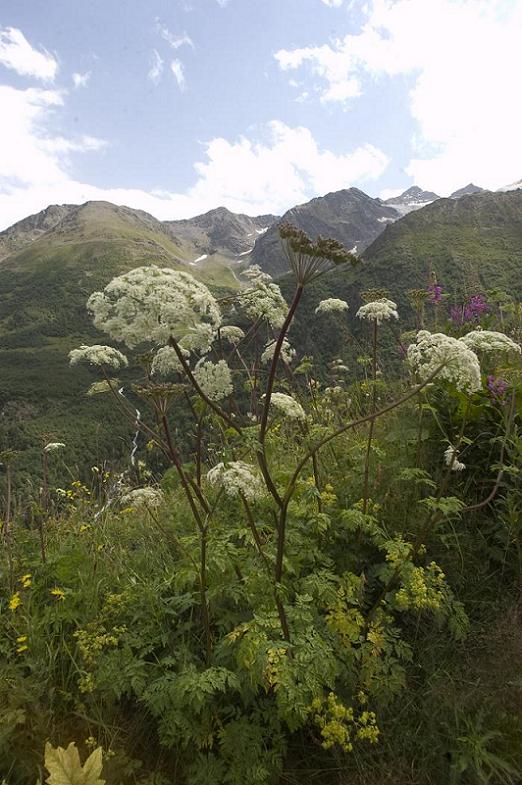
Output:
top-left (79, 524), bottom-right (91, 533)
top-left (16, 635), bottom-right (28, 643)
top-left (20, 573), bottom-right (32, 588)
top-left (9, 592), bottom-right (22, 611)
top-left (50, 587), bottom-right (66, 601)
top-left (16, 643), bottom-right (28, 654)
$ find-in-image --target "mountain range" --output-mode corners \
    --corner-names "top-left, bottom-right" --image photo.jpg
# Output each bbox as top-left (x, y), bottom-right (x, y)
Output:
top-left (1, 179), bottom-right (521, 477)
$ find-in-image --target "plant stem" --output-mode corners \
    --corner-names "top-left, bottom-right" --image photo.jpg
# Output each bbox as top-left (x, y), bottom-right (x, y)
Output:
top-left (282, 364), bottom-right (446, 512)
top-left (259, 285), bottom-right (304, 446)
top-left (256, 286), bottom-right (304, 510)
top-left (4, 462), bottom-right (14, 588)
top-left (168, 337), bottom-right (241, 434)
top-left (362, 321), bottom-right (378, 513)
top-left (200, 525), bottom-right (212, 665)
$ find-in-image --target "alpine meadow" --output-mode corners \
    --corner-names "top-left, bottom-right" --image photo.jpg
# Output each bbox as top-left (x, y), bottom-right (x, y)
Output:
top-left (2, 2), bottom-right (522, 784)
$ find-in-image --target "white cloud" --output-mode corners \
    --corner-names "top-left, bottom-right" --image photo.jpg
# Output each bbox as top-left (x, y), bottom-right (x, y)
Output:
top-left (156, 21), bottom-right (194, 50)
top-left (321, 0), bottom-right (344, 6)
top-left (0, 85), bottom-right (107, 196)
top-left (148, 50), bottom-right (164, 84)
top-left (379, 187), bottom-right (404, 201)
top-left (72, 71), bottom-right (91, 89)
top-left (275, 0), bottom-right (522, 194)
top-left (170, 59), bottom-right (186, 89)
top-left (275, 44), bottom-right (361, 103)
top-left (0, 87), bottom-right (388, 228)
top-left (0, 26), bottom-right (58, 81)
top-left (188, 122), bottom-right (388, 212)
top-left (153, 21), bottom-right (192, 88)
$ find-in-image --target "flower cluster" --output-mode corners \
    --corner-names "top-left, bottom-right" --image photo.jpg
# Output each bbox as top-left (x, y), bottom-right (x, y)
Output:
top-left (315, 298), bottom-right (349, 315)
top-left (241, 264), bottom-right (273, 285)
top-left (279, 223), bottom-right (355, 285)
top-left (241, 279), bottom-right (288, 329)
top-left (356, 298), bottom-right (399, 324)
top-left (179, 323), bottom-right (215, 354)
top-left (261, 338), bottom-right (296, 365)
top-left (87, 266), bottom-right (221, 348)
top-left (444, 445), bottom-right (466, 472)
top-left (450, 294), bottom-right (488, 325)
top-left (460, 329), bottom-right (521, 356)
top-left (407, 330), bottom-right (481, 393)
top-left (206, 461), bottom-right (264, 501)
top-left (44, 442), bottom-right (66, 453)
top-left (69, 344), bottom-right (128, 369)
top-left (219, 325), bottom-right (245, 346)
top-left (151, 346), bottom-right (190, 377)
top-left (267, 392), bottom-right (306, 421)
top-left (121, 487), bottom-right (164, 509)
top-left (86, 380), bottom-right (113, 396)
top-left (193, 359), bottom-right (233, 401)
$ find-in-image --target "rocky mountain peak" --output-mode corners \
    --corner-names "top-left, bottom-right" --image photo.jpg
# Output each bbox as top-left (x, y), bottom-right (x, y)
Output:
top-left (449, 183), bottom-right (485, 199)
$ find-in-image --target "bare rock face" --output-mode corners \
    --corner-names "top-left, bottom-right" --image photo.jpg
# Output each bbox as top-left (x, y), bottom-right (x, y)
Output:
top-left (164, 207), bottom-right (278, 258)
top-left (250, 188), bottom-right (399, 276)
top-left (0, 204), bottom-right (75, 260)
top-left (449, 183), bottom-right (485, 199)
top-left (384, 186), bottom-right (440, 216)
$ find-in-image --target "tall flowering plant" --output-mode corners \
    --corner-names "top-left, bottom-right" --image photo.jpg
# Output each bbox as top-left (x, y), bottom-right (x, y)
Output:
top-left (62, 226), bottom-right (521, 784)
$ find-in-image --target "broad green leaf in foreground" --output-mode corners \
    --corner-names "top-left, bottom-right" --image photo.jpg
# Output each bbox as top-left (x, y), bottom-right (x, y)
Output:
top-left (44, 742), bottom-right (104, 785)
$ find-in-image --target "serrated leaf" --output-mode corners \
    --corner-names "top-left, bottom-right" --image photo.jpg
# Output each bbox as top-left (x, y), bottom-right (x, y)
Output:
top-left (45, 742), bottom-right (104, 785)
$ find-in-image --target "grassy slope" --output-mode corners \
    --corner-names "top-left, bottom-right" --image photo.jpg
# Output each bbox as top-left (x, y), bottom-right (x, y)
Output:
top-left (362, 191), bottom-right (522, 298)
top-left (0, 203), bottom-right (238, 482)
top-left (285, 191), bottom-right (522, 372)
top-left (3, 190), bottom-right (522, 479)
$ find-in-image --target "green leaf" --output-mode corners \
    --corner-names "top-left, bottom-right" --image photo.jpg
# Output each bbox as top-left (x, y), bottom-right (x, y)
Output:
top-left (44, 742), bottom-right (105, 785)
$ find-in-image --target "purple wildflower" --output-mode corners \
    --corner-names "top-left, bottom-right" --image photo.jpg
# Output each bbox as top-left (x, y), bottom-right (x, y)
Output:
top-left (466, 294), bottom-right (489, 320)
top-left (427, 283), bottom-right (443, 304)
top-left (487, 375), bottom-right (509, 403)
top-left (450, 294), bottom-right (489, 325)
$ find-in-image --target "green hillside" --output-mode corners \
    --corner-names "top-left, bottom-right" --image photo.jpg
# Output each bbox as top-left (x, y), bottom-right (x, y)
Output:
top-left (362, 190), bottom-right (522, 298)
top-left (3, 190), bottom-right (522, 482)
top-left (0, 202), bottom-right (239, 484)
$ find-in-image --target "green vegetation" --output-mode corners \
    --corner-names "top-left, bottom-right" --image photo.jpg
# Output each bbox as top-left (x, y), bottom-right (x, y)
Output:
top-left (1, 225), bottom-right (522, 784)
top-left (0, 202), bottom-right (239, 485)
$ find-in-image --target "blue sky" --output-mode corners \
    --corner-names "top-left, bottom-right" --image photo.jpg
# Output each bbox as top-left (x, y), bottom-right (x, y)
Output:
top-left (0, 0), bottom-right (521, 228)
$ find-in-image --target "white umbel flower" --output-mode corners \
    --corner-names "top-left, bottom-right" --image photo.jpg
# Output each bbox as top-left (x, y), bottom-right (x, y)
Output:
top-left (356, 298), bottom-right (399, 324)
top-left (179, 323), bottom-right (215, 354)
top-left (69, 344), bottom-right (128, 369)
top-left (241, 265), bottom-right (273, 284)
top-left (407, 330), bottom-right (481, 393)
top-left (460, 330), bottom-right (521, 355)
top-left (315, 298), bottom-right (349, 315)
top-left (206, 461), bottom-right (264, 501)
top-left (444, 445), bottom-right (466, 472)
top-left (267, 392), bottom-right (306, 421)
top-left (193, 359), bottom-right (233, 401)
top-left (151, 346), bottom-right (190, 377)
top-left (241, 280), bottom-right (288, 329)
top-left (87, 266), bottom-right (221, 348)
top-left (219, 325), bottom-right (245, 346)
top-left (261, 338), bottom-right (296, 365)
top-left (121, 487), bottom-right (164, 509)
top-left (44, 442), bottom-right (66, 453)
